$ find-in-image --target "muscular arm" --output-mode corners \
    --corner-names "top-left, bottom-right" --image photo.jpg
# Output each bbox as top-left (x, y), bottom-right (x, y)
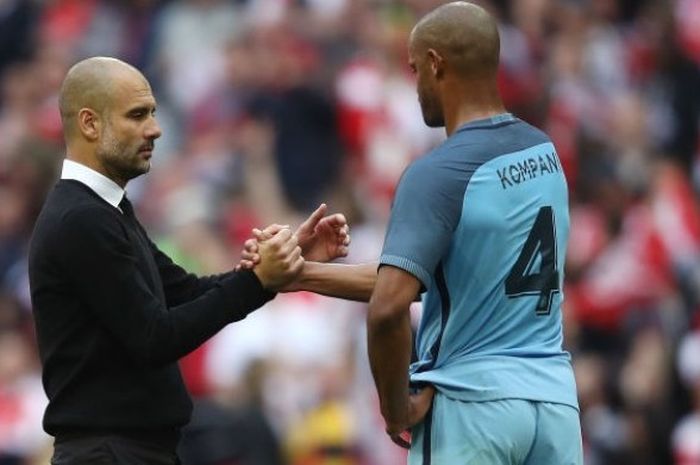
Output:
top-left (286, 261), bottom-right (378, 302)
top-left (367, 265), bottom-right (422, 432)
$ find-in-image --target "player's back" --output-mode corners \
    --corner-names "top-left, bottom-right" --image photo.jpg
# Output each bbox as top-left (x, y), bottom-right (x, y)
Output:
top-left (386, 114), bottom-right (576, 408)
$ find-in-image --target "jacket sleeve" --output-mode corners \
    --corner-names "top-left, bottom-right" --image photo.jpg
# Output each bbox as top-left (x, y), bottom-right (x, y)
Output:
top-left (136, 225), bottom-right (236, 307)
top-left (57, 206), bottom-right (275, 368)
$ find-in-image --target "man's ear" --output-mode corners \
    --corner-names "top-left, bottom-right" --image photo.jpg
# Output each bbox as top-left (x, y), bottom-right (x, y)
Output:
top-left (427, 48), bottom-right (444, 79)
top-left (77, 108), bottom-right (101, 141)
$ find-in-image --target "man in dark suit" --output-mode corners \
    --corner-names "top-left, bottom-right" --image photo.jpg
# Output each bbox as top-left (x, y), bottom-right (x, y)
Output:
top-left (28, 56), bottom-right (348, 465)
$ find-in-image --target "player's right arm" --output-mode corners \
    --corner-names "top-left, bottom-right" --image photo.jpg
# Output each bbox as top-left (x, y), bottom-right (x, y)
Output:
top-left (283, 261), bottom-right (377, 302)
top-left (237, 206), bottom-right (372, 301)
top-left (239, 238), bottom-right (377, 301)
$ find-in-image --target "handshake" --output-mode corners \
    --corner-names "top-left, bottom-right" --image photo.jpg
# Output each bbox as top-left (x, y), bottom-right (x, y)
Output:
top-left (235, 203), bottom-right (351, 291)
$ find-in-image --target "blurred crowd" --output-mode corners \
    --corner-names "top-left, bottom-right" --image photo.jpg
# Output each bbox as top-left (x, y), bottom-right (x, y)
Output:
top-left (1, 0), bottom-right (699, 464)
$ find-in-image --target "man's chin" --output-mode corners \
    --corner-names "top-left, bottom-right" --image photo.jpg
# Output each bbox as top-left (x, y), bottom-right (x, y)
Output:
top-left (137, 157), bottom-right (152, 172)
top-left (123, 163), bottom-right (150, 181)
top-left (424, 116), bottom-right (445, 128)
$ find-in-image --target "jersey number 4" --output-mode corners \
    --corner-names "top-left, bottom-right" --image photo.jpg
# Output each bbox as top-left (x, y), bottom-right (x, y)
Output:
top-left (505, 206), bottom-right (560, 316)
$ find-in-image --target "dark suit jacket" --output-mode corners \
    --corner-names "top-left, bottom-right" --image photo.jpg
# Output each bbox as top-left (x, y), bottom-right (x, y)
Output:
top-left (28, 180), bottom-right (274, 438)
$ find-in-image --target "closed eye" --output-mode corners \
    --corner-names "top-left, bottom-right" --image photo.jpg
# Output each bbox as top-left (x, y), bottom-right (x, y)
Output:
top-left (127, 107), bottom-right (156, 120)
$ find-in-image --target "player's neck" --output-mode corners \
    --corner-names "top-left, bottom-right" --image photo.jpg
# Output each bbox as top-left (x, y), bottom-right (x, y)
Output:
top-left (442, 83), bottom-right (505, 136)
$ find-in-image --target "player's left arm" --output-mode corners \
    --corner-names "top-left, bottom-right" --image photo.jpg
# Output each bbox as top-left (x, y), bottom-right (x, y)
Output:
top-left (368, 265), bottom-right (435, 448)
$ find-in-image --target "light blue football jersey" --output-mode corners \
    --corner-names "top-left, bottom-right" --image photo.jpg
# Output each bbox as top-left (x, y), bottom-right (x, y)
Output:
top-left (379, 113), bottom-right (577, 409)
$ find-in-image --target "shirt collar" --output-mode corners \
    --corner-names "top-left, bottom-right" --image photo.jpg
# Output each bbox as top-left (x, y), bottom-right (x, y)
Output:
top-left (454, 112), bottom-right (517, 132)
top-left (61, 159), bottom-right (125, 209)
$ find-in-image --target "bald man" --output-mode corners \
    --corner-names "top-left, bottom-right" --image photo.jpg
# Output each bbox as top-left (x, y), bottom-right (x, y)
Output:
top-left (250, 2), bottom-right (582, 464)
top-left (28, 57), bottom-right (347, 464)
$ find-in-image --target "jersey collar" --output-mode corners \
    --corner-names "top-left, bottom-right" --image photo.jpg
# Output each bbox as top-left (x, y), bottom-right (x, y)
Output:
top-left (454, 113), bottom-right (517, 132)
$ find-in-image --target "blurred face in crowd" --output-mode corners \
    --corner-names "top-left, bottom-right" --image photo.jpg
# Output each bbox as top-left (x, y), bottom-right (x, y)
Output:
top-left (408, 32), bottom-right (444, 128)
top-left (96, 70), bottom-right (161, 185)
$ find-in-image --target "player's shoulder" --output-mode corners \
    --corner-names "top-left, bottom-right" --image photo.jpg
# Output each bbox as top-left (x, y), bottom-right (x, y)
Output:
top-left (400, 145), bottom-right (455, 189)
top-left (450, 117), bottom-right (551, 157)
top-left (394, 147), bottom-right (472, 209)
top-left (399, 117), bottom-right (556, 190)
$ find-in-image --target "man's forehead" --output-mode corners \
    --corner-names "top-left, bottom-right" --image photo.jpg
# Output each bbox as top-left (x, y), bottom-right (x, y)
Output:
top-left (112, 74), bottom-right (156, 105)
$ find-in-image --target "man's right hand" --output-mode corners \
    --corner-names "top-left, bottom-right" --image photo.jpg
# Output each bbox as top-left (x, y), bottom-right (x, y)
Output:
top-left (251, 228), bottom-right (304, 291)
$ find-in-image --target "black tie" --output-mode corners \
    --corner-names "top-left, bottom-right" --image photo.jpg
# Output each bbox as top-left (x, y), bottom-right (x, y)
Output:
top-left (119, 195), bottom-right (135, 219)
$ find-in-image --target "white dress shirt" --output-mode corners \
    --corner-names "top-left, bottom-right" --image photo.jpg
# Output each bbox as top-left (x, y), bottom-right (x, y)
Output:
top-left (60, 159), bottom-right (125, 210)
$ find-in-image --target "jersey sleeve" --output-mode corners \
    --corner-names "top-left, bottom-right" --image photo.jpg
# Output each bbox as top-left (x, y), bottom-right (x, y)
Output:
top-left (380, 158), bottom-right (467, 289)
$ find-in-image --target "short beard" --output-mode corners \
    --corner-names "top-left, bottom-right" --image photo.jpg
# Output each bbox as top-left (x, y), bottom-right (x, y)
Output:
top-left (419, 93), bottom-right (444, 128)
top-left (97, 130), bottom-right (148, 185)
top-left (423, 112), bottom-right (445, 128)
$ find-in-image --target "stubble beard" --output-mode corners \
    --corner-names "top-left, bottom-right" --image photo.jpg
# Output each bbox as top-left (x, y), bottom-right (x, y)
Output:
top-left (421, 103), bottom-right (445, 128)
top-left (423, 111), bottom-right (445, 128)
top-left (419, 90), bottom-right (444, 128)
top-left (97, 129), bottom-right (150, 185)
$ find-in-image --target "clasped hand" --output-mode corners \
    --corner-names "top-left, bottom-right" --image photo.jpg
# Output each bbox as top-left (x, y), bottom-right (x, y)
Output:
top-left (237, 203), bottom-right (351, 279)
top-left (250, 227), bottom-right (304, 291)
